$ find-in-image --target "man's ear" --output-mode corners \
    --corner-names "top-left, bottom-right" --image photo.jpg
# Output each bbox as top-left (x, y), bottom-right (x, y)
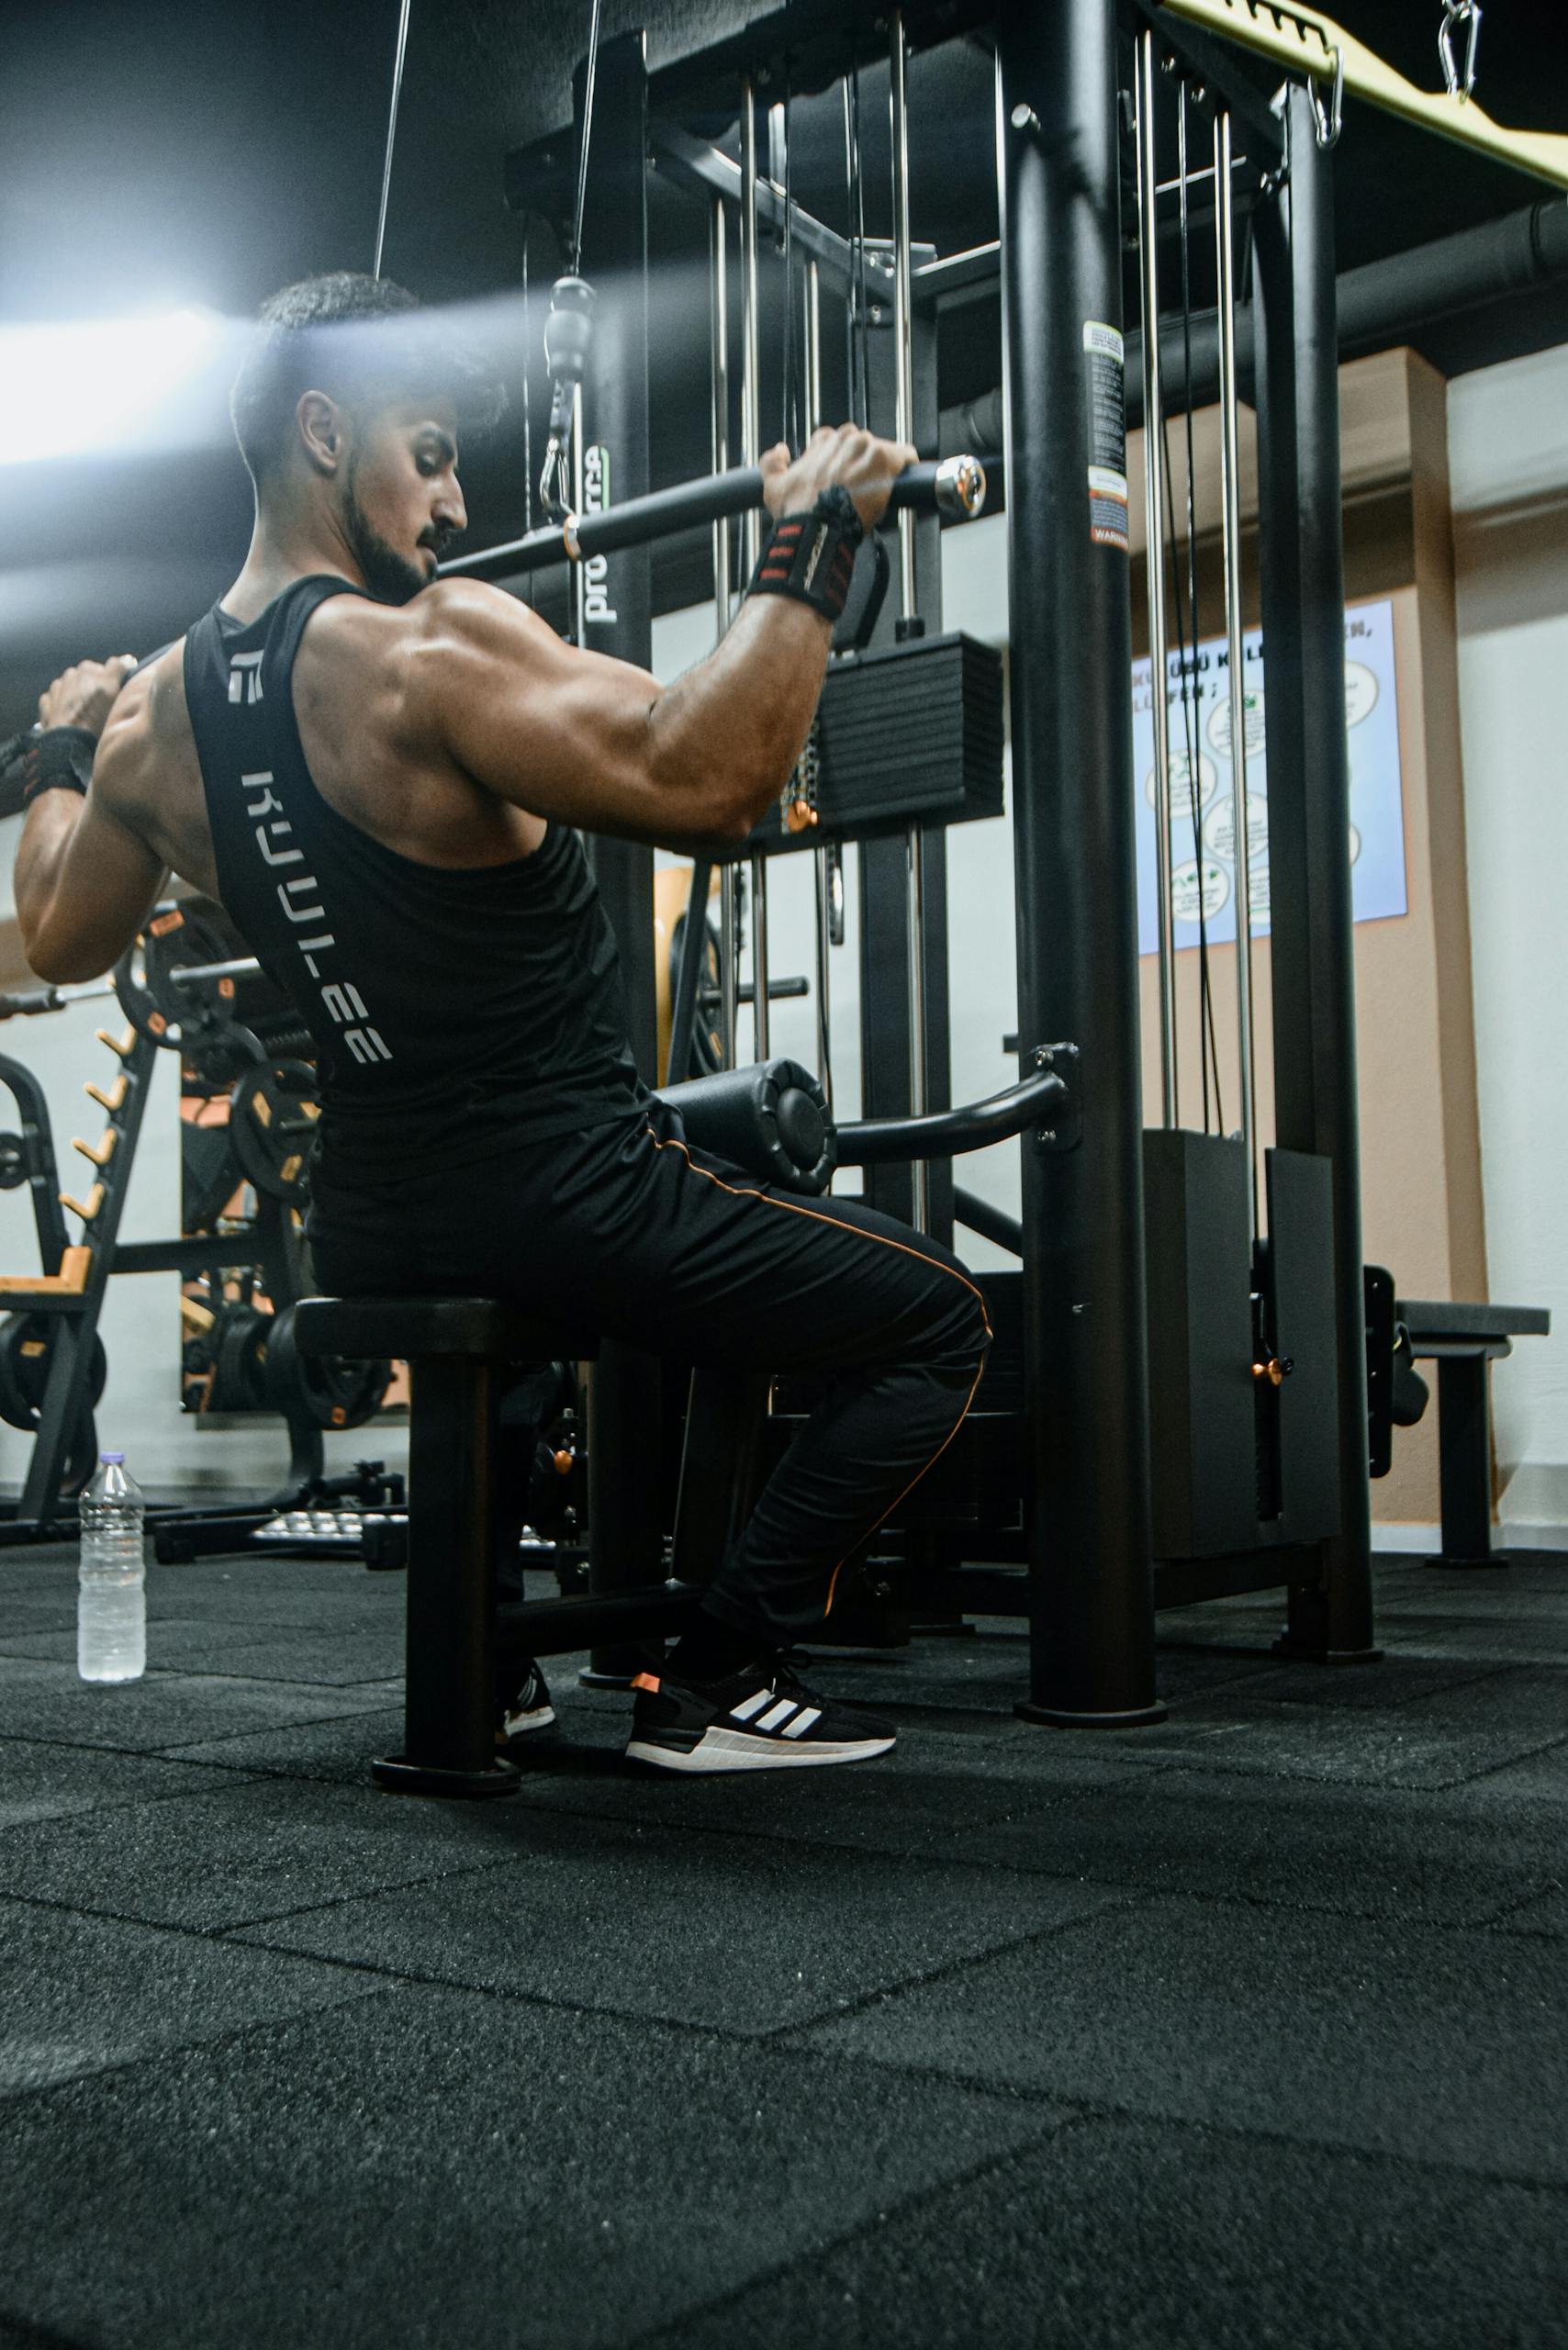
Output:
top-left (297, 391), bottom-right (344, 476)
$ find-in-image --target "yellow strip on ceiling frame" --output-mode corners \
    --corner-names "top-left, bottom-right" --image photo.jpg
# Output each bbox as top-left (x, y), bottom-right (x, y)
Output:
top-left (1158, 0), bottom-right (1568, 190)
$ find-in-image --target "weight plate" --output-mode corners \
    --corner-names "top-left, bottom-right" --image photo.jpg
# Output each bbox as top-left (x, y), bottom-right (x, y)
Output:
top-left (228, 1058), bottom-right (320, 1203)
top-left (115, 905), bottom-right (241, 1062)
top-left (669, 911), bottom-right (724, 1078)
top-left (209, 1304), bottom-right (272, 1414)
top-left (263, 1302), bottom-right (390, 1432)
top-left (0, 1312), bottom-right (107, 1434)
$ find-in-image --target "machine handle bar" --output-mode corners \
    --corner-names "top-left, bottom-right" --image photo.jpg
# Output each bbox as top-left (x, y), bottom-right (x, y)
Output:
top-left (439, 453), bottom-right (987, 585)
top-left (835, 1068), bottom-right (1068, 1166)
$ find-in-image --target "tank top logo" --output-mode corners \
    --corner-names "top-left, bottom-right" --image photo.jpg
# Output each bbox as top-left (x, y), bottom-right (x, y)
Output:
top-left (239, 749), bottom-right (393, 1069)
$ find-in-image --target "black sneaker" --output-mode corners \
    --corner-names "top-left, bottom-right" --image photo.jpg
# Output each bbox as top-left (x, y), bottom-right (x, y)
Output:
top-left (625, 1659), bottom-right (895, 1774)
top-left (496, 1660), bottom-right (556, 1751)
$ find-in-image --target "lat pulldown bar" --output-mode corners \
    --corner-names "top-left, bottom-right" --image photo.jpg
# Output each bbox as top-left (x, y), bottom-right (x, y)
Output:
top-left (439, 454), bottom-right (988, 585)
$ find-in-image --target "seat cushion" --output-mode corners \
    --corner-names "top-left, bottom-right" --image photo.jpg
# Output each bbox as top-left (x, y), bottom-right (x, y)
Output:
top-left (293, 1294), bottom-right (599, 1363)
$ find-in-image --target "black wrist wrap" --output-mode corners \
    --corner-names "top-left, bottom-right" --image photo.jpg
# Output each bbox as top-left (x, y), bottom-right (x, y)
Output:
top-left (22, 726), bottom-right (95, 805)
top-left (749, 488), bottom-right (865, 624)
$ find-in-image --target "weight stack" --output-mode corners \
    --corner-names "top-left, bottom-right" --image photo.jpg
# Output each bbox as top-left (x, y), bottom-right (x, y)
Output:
top-left (740, 632), bottom-right (1005, 854)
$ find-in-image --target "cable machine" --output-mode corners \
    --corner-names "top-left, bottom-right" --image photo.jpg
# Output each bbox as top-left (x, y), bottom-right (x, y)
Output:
top-left (479, 0), bottom-right (1568, 1718)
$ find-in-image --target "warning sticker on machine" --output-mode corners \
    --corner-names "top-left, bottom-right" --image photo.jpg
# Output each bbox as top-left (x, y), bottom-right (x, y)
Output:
top-left (1082, 320), bottom-right (1128, 550)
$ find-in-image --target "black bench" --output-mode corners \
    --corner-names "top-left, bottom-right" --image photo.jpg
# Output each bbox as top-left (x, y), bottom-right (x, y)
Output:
top-left (1396, 1298), bottom-right (1552, 1567)
top-left (294, 1295), bottom-right (768, 1797)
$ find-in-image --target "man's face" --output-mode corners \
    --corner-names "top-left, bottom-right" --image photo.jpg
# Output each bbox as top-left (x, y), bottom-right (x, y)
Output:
top-left (341, 398), bottom-right (467, 604)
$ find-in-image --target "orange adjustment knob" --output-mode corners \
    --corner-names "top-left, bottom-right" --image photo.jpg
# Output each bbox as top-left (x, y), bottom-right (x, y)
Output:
top-left (1251, 1358), bottom-right (1294, 1387)
top-left (784, 798), bottom-right (819, 836)
top-left (553, 1449), bottom-right (575, 1475)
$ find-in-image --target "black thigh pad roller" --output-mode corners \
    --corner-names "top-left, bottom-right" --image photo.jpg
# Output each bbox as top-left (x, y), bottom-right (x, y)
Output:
top-left (654, 1058), bottom-right (836, 1196)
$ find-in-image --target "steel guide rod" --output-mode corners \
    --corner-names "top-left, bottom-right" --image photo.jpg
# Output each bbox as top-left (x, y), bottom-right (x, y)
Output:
top-left (1214, 104), bottom-right (1259, 1227)
top-left (890, 9), bottom-right (929, 1233)
top-left (710, 195), bottom-right (739, 1069)
top-left (740, 79), bottom-right (769, 1062)
top-left (1137, 30), bottom-right (1178, 1128)
top-left (803, 254), bottom-right (834, 1111)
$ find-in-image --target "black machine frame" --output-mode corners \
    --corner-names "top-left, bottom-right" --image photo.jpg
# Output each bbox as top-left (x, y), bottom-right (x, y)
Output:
top-left (478, 0), bottom-right (1388, 1720)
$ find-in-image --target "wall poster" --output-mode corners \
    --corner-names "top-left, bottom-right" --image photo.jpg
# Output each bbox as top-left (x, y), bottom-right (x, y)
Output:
top-left (1130, 597), bottom-right (1407, 955)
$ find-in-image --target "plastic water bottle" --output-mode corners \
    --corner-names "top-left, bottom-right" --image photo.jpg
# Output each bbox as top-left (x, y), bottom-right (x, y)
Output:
top-left (77, 1452), bottom-right (146, 1684)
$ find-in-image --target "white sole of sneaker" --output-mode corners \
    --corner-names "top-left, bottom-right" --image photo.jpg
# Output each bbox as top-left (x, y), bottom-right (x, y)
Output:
top-left (497, 1705), bottom-right (556, 1739)
top-left (625, 1724), bottom-right (895, 1773)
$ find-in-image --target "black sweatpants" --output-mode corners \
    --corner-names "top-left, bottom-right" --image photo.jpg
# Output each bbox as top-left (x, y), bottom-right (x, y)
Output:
top-left (308, 1103), bottom-right (991, 1646)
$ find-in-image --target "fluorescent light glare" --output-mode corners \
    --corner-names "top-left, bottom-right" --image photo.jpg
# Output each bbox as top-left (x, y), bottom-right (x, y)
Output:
top-left (0, 308), bottom-right (220, 466)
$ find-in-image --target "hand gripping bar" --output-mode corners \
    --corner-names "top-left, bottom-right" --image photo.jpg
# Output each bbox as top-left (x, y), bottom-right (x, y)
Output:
top-left (439, 453), bottom-right (988, 586)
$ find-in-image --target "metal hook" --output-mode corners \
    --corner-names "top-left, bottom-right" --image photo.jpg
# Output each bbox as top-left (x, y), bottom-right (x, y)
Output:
top-left (1310, 44), bottom-right (1343, 149)
top-left (1439, 0), bottom-right (1483, 102)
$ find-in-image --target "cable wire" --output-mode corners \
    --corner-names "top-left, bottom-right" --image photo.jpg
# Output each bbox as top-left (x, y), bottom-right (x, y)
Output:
top-left (372, 0), bottom-right (414, 279)
top-left (569, 0), bottom-right (607, 274)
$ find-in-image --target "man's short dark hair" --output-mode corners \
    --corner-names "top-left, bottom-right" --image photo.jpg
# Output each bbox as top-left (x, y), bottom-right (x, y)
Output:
top-left (230, 272), bottom-right (505, 487)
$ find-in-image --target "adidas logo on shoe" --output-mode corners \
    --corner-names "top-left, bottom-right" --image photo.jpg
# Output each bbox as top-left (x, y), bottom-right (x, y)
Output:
top-left (625, 1662), bottom-right (895, 1774)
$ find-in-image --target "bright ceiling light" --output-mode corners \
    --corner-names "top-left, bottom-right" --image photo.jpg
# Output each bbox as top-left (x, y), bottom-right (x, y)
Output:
top-left (0, 308), bottom-right (222, 466)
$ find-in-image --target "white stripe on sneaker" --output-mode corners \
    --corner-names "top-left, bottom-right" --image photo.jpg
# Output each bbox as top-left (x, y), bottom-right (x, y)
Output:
top-left (756, 1698), bottom-right (797, 1732)
top-left (730, 1688), bottom-right (774, 1722)
top-left (781, 1707), bottom-right (822, 1738)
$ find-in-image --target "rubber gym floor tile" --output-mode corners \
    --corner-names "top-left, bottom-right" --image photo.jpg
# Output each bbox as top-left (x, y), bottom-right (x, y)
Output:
top-left (0, 1739), bottom-right (244, 1832)
top-left (0, 1617), bottom-right (295, 1670)
top-left (1487, 1884), bottom-right (1568, 1937)
top-left (232, 1809), bottom-right (1132, 2035)
top-left (0, 1897), bottom-right (384, 2096)
top-left (0, 1773), bottom-right (528, 1932)
top-left (627, 2110), bottom-right (1568, 2350)
top-left (151, 1626), bottom-right (405, 1687)
top-left (907, 1763), bottom-right (1568, 1923)
top-left (160, 1702), bottom-right (407, 1783)
top-left (794, 1892), bottom-right (1568, 2182)
top-left (1226, 1653), bottom-right (1519, 1708)
top-left (1089, 1667), bottom-right (1568, 1790)
top-left (0, 1983), bottom-right (1064, 2350)
top-left (0, 1654), bottom-right (405, 1753)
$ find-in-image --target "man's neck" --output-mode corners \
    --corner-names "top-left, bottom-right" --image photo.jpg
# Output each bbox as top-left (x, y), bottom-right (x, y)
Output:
top-left (224, 509), bottom-right (366, 623)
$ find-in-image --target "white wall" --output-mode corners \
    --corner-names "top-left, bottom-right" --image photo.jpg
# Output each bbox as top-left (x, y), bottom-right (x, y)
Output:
top-left (1448, 343), bottom-right (1568, 1541)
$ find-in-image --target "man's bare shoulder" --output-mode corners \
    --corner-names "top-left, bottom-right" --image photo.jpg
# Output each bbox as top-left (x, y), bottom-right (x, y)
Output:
top-left (94, 643), bottom-right (189, 804)
top-left (410, 576), bottom-right (561, 659)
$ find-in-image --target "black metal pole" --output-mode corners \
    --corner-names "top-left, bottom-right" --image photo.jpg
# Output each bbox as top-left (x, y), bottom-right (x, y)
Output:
top-left (1252, 93), bottom-right (1377, 1660)
top-left (997, 0), bottom-right (1162, 1727)
top-left (576, 32), bottom-right (667, 1684)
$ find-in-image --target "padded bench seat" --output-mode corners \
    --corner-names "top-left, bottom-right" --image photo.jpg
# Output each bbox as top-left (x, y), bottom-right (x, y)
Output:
top-left (293, 1293), bottom-right (599, 1366)
top-left (1395, 1297), bottom-right (1552, 1566)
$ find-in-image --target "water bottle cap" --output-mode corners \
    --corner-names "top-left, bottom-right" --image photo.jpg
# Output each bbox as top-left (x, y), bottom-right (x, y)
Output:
top-left (100, 1451), bottom-right (124, 1465)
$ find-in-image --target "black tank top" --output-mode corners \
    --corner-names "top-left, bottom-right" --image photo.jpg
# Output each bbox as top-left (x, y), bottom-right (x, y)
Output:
top-left (183, 576), bottom-right (643, 1181)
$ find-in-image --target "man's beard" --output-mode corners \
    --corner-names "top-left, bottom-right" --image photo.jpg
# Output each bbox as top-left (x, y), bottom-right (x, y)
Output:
top-left (343, 469), bottom-right (434, 606)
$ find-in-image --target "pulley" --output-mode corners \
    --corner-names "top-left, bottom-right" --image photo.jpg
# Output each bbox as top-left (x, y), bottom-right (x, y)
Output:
top-left (538, 274), bottom-right (597, 524)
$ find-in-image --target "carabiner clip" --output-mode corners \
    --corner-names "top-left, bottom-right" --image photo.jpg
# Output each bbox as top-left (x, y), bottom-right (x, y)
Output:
top-left (1439, 1), bottom-right (1483, 103)
top-left (1310, 43), bottom-right (1343, 150)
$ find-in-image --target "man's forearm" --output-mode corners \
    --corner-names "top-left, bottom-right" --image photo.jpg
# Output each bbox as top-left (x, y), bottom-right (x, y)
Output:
top-left (14, 792), bottom-right (86, 965)
top-left (645, 594), bottom-right (832, 836)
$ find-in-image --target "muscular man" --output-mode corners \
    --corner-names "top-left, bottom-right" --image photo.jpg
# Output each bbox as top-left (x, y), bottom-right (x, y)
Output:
top-left (16, 273), bottom-right (991, 1774)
